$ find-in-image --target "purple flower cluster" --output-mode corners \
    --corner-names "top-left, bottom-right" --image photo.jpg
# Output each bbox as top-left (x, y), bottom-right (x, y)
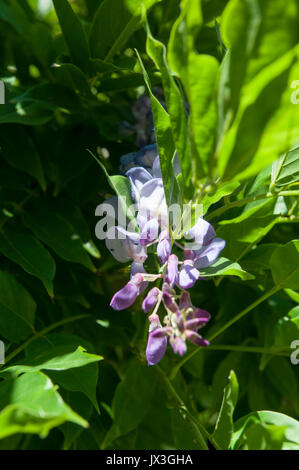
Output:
top-left (105, 145), bottom-right (225, 366)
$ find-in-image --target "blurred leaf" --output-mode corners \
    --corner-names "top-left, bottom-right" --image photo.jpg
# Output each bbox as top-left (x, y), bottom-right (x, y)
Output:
top-left (270, 240), bottom-right (299, 290)
top-left (0, 270), bottom-right (35, 342)
top-left (213, 370), bottom-right (239, 449)
top-left (0, 124), bottom-right (45, 190)
top-left (0, 229), bottom-right (56, 296)
top-left (53, 0), bottom-right (90, 72)
top-left (274, 306), bottom-right (299, 349)
top-left (89, 0), bottom-right (160, 61)
top-left (101, 360), bottom-right (157, 448)
top-left (23, 206), bottom-right (96, 272)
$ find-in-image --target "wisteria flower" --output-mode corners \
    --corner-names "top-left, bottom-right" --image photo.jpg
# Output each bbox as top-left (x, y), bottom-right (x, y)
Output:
top-left (104, 144), bottom-right (225, 366)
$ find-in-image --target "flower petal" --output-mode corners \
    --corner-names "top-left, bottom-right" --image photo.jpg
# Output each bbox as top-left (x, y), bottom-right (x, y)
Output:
top-left (110, 282), bottom-right (139, 311)
top-left (142, 287), bottom-right (160, 313)
top-left (194, 237), bottom-right (226, 269)
top-left (140, 218), bottom-right (159, 246)
top-left (126, 167), bottom-right (152, 203)
top-left (184, 218), bottom-right (216, 249)
top-left (178, 260), bottom-right (200, 289)
top-left (165, 254), bottom-right (179, 288)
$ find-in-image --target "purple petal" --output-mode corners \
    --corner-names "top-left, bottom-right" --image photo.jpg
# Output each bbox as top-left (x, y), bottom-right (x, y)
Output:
top-left (110, 282), bottom-right (139, 311)
top-left (165, 254), bottom-right (178, 288)
top-left (135, 144), bottom-right (158, 169)
top-left (137, 178), bottom-right (168, 230)
top-left (130, 262), bottom-right (148, 292)
top-left (152, 156), bottom-right (162, 178)
top-left (126, 167), bottom-right (152, 203)
top-left (184, 218), bottom-right (216, 249)
top-left (179, 291), bottom-right (192, 310)
top-left (184, 318), bottom-right (209, 330)
top-left (142, 287), bottom-right (160, 313)
top-left (178, 260), bottom-right (200, 289)
top-left (146, 313), bottom-right (168, 366)
top-left (183, 250), bottom-right (196, 261)
top-left (185, 330), bottom-right (210, 347)
top-left (140, 218), bottom-right (159, 246)
top-left (157, 231), bottom-right (171, 265)
top-left (170, 336), bottom-right (187, 356)
top-left (194, 238), bottom-right (226, 269)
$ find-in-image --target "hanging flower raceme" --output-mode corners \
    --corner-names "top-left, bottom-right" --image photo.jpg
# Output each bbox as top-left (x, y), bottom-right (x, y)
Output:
top-left (104, 144), bottom-right (225, 366)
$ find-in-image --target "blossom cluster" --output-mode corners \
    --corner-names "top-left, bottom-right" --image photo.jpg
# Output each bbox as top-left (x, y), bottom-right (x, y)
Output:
top-left (104, 145), bottom-right (225, 366)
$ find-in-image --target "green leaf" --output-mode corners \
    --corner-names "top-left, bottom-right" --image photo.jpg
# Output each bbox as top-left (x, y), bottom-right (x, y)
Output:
top-left (270, 240), bottom-right (299, 290)
top-left (213, 370), bottom-right (239, 449)
top-left (51, 63), bottom-right (93, 99)
top-left (23, 334), bottom-right (102, 414)
top-left (200, 257), bottom-right (254, 280)
top-left (0, 124), bottom-right (46, 190)
top-left (0, 229), bottom-right (56, 296)
top-left (23, 206), bottom-right (96, 272)
top-left (217, 215), bottom-right (278, 260)
top-left (219, 48), bottom-right (298, 180)
top-left (271, 146), bottom-right (299, 188)
top-left (168, 1), bottom-right (218, 175)
top-left (89, 0), bottom-right (160, 61)
top-left (101, 359), bottom-right (157, 449)
top-left (202, 181), bottom-right (240, 215)
top-left (0, 271), bottom-right (35, 342)
top-left (146, 24), bottom-right (193, 195)
top-left (0, 345), bottom-right (102, 379)
top-left (0, 372), bottom-right (87, 439)
top-left (219, 0), bottom-right (299, 128)
top-left (53, 0), bottom-right (90, 72)
top-left (265, 357), bottom-right (299, 414)
top-left (232, 411), bottom-right (299, 450)
top-left (0, 102), bottom-right (53, 125)
top-left (244, 422), bottom-right (287, 450)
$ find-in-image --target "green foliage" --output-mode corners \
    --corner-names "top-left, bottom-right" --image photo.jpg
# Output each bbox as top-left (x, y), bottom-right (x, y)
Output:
top-left (0, 0), bottom-right (298, 451)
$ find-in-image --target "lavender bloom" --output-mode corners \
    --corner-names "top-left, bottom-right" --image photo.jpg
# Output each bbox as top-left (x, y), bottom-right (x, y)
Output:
top-left (142, 287), bottom-right (160, 313)
top-left (110, 273), bottom-right (144, 311)
top-left (178, 260), bottom-right (200, 289)
top-left (170, 336), bottom-right (187, 356)
top-left (184, 218), bottom-right (216, 249)
top-left (146, 314), bottom-right (168, 366)
top-left (106, 226), bottom-right (147, 264)
top-left (185, 330), bottom-right (210, 347)
top-left (130, 262), bottom-right (148, 293)
top-left (157, 230), bottom-right (171, 265)
top-left (105, 142), bottom-right (225, 364)
top-left (194, 238), bottom-right (226, 269)
top-left (165, 254), bottom-right (179, 288)
top-left (140, 218), bottom-right (159, 246)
